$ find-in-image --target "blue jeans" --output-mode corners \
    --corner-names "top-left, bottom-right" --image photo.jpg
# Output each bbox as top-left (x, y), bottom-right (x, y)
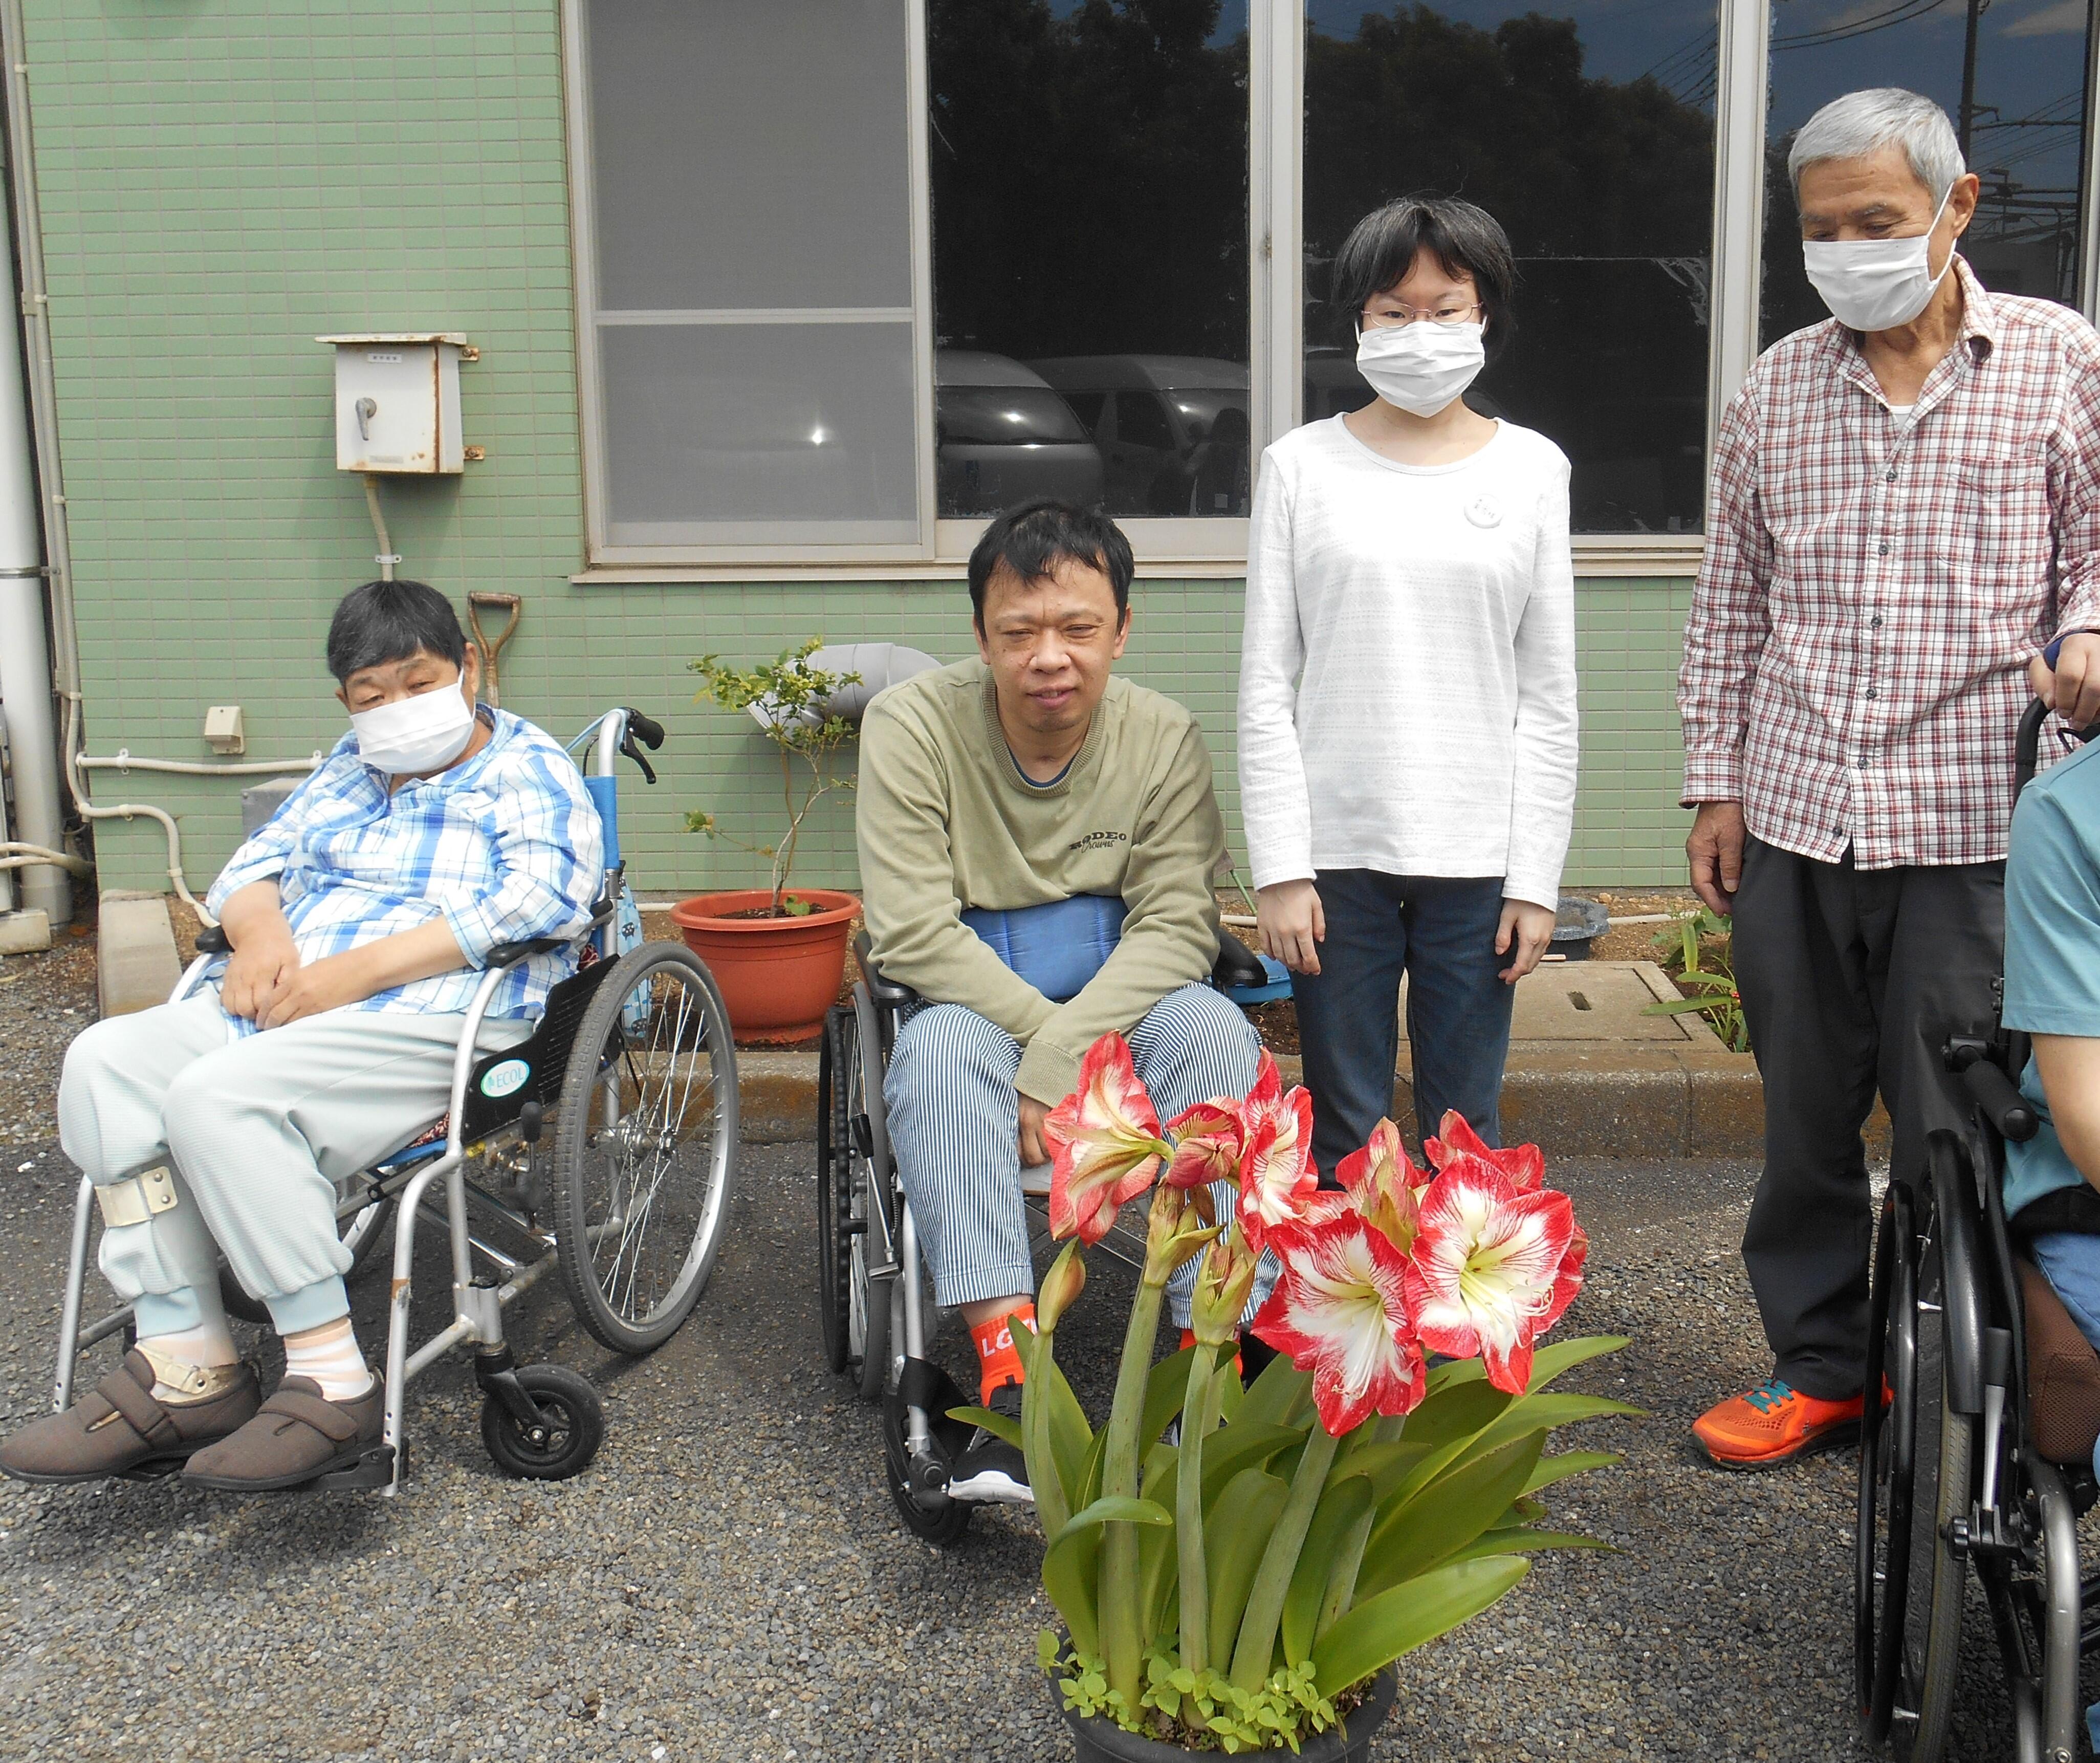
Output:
top-left (1290, 870), bottom-right (1515, 1179)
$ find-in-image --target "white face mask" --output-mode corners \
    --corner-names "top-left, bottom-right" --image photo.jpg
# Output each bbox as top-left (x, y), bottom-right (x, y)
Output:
top-left (1801, 188), bottom-right (1955, 333)
top-left (1355, 320), bottom-right (1487, 418)
top-left (351, 680), bottom-right (476, 777)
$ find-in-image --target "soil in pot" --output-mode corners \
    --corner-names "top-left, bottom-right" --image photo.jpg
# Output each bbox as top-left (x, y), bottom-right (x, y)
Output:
top-left (669, 887), bottom-right (859, 1043)
top-left (1053, 1666), bottom-right (1397, 1762)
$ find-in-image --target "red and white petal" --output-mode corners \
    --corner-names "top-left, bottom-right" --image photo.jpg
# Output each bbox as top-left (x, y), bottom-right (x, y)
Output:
top-left (1427, 1110), bottom-right (1545, 1194)
top-left (1405, 1164), bottom-right (1582, 1394)
top-left (1235, 1087), bottom-right (1317, 1249)
top-left (1162, 1098), bottom-right (1246, 1190)
top-left (1252, 1216), bottom-right (1424, 1433)
top-left (1043, 1033), bottom-right (1167, 1244)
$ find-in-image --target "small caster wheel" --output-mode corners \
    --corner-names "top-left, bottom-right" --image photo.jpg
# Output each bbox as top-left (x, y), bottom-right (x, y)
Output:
top-left (480, 1362), bottom-right (604, 1481)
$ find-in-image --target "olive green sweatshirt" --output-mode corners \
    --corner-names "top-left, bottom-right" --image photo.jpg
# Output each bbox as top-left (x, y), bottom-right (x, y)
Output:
top-left (856, 658), bottom-right (1227, 1104)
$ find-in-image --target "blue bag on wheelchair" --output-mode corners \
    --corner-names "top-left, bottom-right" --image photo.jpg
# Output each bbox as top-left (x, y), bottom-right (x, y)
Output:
top-left (961, 894), bottom-right (1124, 1002)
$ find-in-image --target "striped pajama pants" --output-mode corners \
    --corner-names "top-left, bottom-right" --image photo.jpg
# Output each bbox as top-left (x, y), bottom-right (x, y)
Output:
top-left (885, 982), bottom-right (1265, 1329)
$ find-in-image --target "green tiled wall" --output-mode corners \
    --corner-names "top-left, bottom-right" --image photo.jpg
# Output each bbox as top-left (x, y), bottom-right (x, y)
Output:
top-left (25, 1), bottom-right (1696, 901)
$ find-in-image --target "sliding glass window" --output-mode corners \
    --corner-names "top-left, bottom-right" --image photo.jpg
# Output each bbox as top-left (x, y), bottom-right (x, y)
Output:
top-left (926, 2), bottom-right (1252, 524)
top-left (1760, 0), bottom-right (2092, 346)
top-left (1303, 0), bottom-right (1722, 535)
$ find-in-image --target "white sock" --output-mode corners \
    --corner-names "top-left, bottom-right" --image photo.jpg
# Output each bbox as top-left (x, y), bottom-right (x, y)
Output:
top-left (279, 1316), bottom-right (374, 1402)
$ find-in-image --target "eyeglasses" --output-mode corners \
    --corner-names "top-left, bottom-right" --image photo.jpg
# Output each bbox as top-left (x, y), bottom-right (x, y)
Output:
top-left (1360, 301), bottom-right (1482, 330)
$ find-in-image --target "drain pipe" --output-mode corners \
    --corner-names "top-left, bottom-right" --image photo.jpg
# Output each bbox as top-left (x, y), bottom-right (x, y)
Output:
top-left (0, 8), bottom-right (64, 924)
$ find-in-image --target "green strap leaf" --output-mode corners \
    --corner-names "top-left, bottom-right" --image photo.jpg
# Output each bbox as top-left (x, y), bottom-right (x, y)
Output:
top-left (1520, 1450), bottom-right (1623, 1498)
top-left (1141, 1345), bottom-right (1198, 1448)
top-left (1523, 1335), bottom-right (1631, 1395)
top-left (1358, 1432), bottom-right (1545, 1602)
top-left (1237, 1352), bottom-right (1313, 1429)
top-left (1043, 1524), bottom-right (1102, 1658)
top-left (1280, 1475), bottom-right (1373, 1666)
top-left (1311, 1556), bottom-right (1530, 1694)
top-left (1441, 1526), bottom-right (1614, 1568)
top-left (1051, 1495), bottom-right (1175, 1547)
top-left (947, 1405), bottom-right (1020, 1448)
top-left (1204, 1468), bottom-right (1290, 1669)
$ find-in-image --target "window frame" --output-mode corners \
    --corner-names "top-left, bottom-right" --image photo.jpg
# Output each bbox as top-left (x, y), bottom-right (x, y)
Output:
top-left (564, 0), bottom-right (2099, 583)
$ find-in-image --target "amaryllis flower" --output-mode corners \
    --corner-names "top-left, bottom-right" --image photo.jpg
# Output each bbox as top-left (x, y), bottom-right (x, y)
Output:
top-left (1044, 1034), bottom-right (1170, 1245)
top-left (1251, 1212), bottom-right (1426, 1434)
top-left (1423, 1110), bottom-right (1544, 1195)
top-left (1333, 1118), bottom-right (1425, 1255)
top-left (1404, 1158), bottom-right (1586, 1393)
top-left (1234, 1052), bottom-right (1317, 1249)
top-left (1162, 1098), bottom-right (1246, 1190)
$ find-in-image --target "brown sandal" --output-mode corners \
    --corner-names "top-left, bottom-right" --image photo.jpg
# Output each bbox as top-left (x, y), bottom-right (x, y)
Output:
top-left (182, 1375), bottom-right (384, 1491)
top-left (0, 1350), bottom-right (260, 1485)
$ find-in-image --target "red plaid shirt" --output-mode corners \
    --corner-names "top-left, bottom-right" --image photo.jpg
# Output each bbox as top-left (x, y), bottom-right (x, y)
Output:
top-left (1679, 257), bottom-right (2100, 868)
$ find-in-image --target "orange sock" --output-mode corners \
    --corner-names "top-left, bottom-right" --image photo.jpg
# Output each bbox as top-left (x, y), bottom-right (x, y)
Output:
top-left (973, 1303), bottom-right (1036, 1403)
top-left (1180, 1327), bottom-right (1244, 1378)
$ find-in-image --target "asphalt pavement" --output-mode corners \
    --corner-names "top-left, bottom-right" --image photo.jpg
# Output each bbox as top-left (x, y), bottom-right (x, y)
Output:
top-left (0, 939), bottom-right (2077, 1760)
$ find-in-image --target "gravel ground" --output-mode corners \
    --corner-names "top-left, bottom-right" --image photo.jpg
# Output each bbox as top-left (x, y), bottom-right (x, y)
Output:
top-left (0, 930), bottom-right (2079, 1761)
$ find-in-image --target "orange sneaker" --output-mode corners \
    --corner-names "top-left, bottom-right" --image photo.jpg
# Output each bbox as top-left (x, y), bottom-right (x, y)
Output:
top-left (1692, 1378), bottom-right (1865, 1469)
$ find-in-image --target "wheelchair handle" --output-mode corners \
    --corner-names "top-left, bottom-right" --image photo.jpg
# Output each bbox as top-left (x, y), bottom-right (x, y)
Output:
top-left (195, 924), bottom-right (231, 955)
top-left (1962, 1058), bottom-right (2040, 1143)
top-left (617, 707), bottom-right (663, 787)
top-left (2015, 687), bottom-right (2100, 798)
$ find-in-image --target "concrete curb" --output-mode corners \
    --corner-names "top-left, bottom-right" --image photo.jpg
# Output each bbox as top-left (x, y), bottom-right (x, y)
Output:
top-left (729, 1040), bottom-right (1775, 1158)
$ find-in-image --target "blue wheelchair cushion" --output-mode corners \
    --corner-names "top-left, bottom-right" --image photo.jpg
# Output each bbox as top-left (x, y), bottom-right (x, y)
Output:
top-left (961, 895), bottom-right (1125, 1003)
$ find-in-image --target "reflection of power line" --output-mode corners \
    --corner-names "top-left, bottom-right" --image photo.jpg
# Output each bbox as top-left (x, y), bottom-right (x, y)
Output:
top-left (1769, 0), bottom-right (1955, 50)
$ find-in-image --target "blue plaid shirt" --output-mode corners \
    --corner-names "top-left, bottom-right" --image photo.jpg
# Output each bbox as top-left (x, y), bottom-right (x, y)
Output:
top-left (204, 706), bottom-right (604, 1032)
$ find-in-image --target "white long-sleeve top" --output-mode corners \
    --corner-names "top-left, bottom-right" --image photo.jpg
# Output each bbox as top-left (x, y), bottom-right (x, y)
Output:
top-left (1236, 415), bottom-right (1579, 908)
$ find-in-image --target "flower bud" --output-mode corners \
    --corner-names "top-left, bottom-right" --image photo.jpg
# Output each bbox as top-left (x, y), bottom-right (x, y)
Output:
top-left (1037, 1240), bottom-right (1087, 1334)
top-left (1188, 1225), bottom-right (1259, 1346)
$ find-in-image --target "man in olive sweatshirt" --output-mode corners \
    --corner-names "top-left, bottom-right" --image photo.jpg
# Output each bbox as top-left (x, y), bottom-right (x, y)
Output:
top-left (857, 500), bottom-right (1260, 1499)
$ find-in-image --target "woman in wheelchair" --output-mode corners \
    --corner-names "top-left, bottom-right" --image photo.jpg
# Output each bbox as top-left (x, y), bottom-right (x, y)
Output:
top-left (854, 501), bottom-right (1265, 1504)
top-left (1, 579), bottom-right (603, 1493)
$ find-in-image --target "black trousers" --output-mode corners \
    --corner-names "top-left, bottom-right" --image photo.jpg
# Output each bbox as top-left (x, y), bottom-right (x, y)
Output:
top-left (1732, 837), bottom-right (2004, 1400)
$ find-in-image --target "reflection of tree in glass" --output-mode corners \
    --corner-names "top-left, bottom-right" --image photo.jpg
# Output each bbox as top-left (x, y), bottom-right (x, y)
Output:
top-left (927, 0), bottom-right (1250, 362)
top-left (1305, 9), bottom-right (1718, 532)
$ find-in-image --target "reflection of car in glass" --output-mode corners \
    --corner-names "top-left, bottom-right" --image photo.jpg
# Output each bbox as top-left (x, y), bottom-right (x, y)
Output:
top-left (935, 351), bottom-right (1103, 517)
top-left (1027, 356), bottom-right (1249, 516)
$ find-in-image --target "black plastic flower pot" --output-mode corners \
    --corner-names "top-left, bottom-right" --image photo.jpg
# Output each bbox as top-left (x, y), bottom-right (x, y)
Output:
top-left (1051, 1667), bottom-right (1398, 1762)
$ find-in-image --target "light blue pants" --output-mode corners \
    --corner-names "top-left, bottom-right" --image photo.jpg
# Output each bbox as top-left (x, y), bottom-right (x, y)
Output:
top-left (885, 983), bottom-right (1265, 1330)
top-left (59, 990), bottom-right (526, 1337)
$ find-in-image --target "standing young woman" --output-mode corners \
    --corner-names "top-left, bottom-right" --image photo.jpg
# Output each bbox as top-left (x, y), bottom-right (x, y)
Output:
top-left (1237, 195), bottom-right (1578, 1172)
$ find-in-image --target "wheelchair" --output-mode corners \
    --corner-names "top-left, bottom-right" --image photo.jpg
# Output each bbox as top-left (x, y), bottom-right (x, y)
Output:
top-left (47, 706), bottom-right (741, 1492)
top-left (814, 923), bottom-right (1282, 1543)
top-left (1858, 698), bottom-right (2100, 1762)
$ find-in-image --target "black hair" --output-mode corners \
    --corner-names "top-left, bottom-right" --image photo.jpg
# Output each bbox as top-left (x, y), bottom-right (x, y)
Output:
top-left (325, 579), bottom-right (468, 685)
top-left (1328, 195), bottom-right (1517, 356)
top-left (967, 499), bottom-right (1134, 627)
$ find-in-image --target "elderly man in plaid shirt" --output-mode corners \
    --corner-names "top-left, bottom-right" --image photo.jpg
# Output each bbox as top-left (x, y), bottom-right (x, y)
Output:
top-left (1, 579), bottom-right (603, 1492)
top-left (1679, 88), bottom-right (2100, 1468)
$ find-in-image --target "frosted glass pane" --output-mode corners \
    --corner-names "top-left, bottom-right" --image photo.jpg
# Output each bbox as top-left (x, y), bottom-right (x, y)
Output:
top-left (598, 324), bottom-right (918, 545)
top-left (585, 0), bottom-right (912, 311)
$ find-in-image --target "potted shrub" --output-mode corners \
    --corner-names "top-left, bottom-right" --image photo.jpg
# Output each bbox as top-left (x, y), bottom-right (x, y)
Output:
top-left (984, 1039), bottom-right (1627, 1759)
top-left (671, 639), bottom-right (863, 1041)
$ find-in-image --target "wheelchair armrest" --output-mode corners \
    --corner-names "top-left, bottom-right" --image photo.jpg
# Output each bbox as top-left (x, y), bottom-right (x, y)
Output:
top-left (484, 935), bottom-right (575, 971)
top-left (194, 924), bottom-right (231, 955)
top-left (852, 928), bottom-right (919, 1008)
top-left (1210, 930), bottom-right (1266, 991)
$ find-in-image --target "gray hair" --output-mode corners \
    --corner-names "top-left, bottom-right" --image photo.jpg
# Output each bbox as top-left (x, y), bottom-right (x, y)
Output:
top-left (1788, 88), bottom-right (1965, 201)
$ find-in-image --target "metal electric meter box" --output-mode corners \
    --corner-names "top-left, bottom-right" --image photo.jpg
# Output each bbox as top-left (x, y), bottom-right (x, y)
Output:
top-left (318, 333), bottom-right (473, 473)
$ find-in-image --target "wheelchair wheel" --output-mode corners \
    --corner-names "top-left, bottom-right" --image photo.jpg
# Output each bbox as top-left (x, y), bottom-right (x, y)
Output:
top-left (550, 942), bottom-right (738, 1355)
top-left (1857, 1181), bottom-right (1970, 1761)
top-left (817, 996), bottom-right (895, 1402)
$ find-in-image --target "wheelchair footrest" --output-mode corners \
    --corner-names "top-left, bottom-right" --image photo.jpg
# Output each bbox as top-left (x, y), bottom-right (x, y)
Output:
top-left (306, 1444), bottom-right (398, 1493)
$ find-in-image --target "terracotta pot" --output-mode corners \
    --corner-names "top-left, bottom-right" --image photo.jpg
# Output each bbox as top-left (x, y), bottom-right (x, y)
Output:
top-left (668, 888), bottom-right (860, 1043)
top-left (1053, 1666), bottom-right (1397, 1761)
